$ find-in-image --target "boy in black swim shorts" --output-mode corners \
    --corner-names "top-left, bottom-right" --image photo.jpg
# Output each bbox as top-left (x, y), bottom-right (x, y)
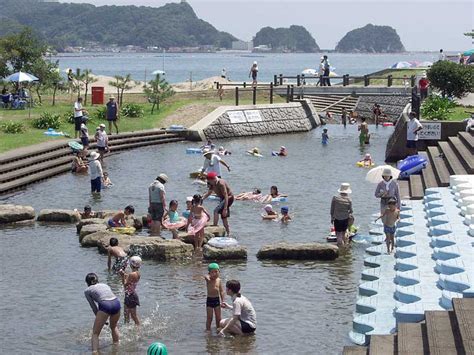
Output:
top-left (204, 263), bottom-right (225, 331)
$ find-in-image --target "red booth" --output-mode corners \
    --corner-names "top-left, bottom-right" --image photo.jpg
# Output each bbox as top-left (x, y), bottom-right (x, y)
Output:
top-left (91, 86), bottom-right (104, 105)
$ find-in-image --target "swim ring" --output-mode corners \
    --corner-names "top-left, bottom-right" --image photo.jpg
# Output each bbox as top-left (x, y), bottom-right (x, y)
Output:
top-left (68, 141), bottom-right (84, 151)
top-left (382, 122), bottom-right (394, 127)
top-left (186, 148), bottom-right (202, 154)
top-left (356, 161), bottom-right (375, 168)
top-left (110, 227), bottom-right (136, 235)
top-left (246, 151), bottom-right (263, 158)
top-left (162, 216), bottom-right (187, 230)
top-left (397, 155), bottom-right (428, 178)
top-left (271, 196), bottom-right (288, 202)
top-left (207, 195), bottom-right (221, 201)
top-left (207, 237), bottom-right (239, 248)
top-left (44, 128), bottom-right (66, 136)
top-left (187, 214), bottom-right (209, 235)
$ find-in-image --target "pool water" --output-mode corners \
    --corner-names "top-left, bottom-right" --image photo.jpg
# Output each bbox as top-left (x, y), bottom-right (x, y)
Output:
top-left (0, 124), bottom-right (393, 354)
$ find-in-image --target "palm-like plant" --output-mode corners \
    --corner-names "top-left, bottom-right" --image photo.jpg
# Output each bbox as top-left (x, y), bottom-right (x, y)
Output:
top-left (109, 74), bottom-right (136, 105)
top-left (143, 74), bottom-right (174, 114)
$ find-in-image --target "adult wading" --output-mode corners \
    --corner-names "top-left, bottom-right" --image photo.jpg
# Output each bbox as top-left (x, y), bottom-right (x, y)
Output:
top-left (203, 172), bottom-right (234, 236)
top-left (148, 174), bottom-right (168, 236)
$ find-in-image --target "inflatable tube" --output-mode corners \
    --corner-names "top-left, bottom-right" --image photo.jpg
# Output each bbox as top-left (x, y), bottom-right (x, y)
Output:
top-left (169, 125), bottom-right (185, 131)
top-left (187, 214), bottom-right (209, 235)
top-left (208, 237), bottom-right (239, 248)
top-left (397, 155), bottom-right (428, 179)
top-left (382, 122), bottom-right (394, 127)
top-left (272, 151), bottom-right (279, 156)
top-left (262, 214), bottom-right (278, 220)
top-left (356, 161), bottom-right (375, 168)
top-left (44, 130), bottom-right (65, 136)
top-left (110, 227), bottom-right (136, 235)
top-left (271, 196), bottom-right (288, 202)
top-left (162, 216), bottom-right (187, 230)
top-left (246, 151), bottom-right (263, 158)
top-left (186, 148), bottom-right (202, 154)
top-left (68, 141), bottom-right (84, 151)
top-left (208, 195), bottom-right (221, 201)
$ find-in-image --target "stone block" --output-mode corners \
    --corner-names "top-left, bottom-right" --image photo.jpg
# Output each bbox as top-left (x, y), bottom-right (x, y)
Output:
top-left (76, 218), bottom-right (106, 233)
top-left (37, 209), bottom-right (81, 223)
top-left (79, 224), bottom-right (108, 242)
top-left (0, 204), bottom-right (35, 224)
top-left (257, 242), bottom-right (339, 260)
top-left (203, 244), bottom-right (248, 260)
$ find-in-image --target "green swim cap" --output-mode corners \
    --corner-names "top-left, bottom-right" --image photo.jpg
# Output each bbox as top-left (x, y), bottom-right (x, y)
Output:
top-left (147, 342), bottom-right (168, 355)
top-left (208, 262), bottom-right (219, 271)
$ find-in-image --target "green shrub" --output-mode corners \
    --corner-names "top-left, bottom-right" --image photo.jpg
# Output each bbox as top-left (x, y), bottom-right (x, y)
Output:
top-left (93, 106), bottom-right (106, 120)
top-left (32, 112), bottom-right (62, 129)
top-left (0, 121), bottom-right (26, 134)
top-left (427, 61), bottom-right (474, 98)
top-left (421, 95), bottom-right (456, 120)
top-left (121, 103), bottom-right (144, 118)
top-left (63, 111), bottom-right (75, 124)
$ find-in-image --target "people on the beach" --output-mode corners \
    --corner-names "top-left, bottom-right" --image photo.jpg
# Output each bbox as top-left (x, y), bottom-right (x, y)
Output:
top-left (84, 273), bottom-right (121, 352)
top-left (80, 117), bottom-right (90, 149)
top-left (108, 205), bottom-right (135, 228)
top-left (72, 150), bottom-right (88, 174)
top-left (95, 124), bottom-right (108, 161)
top-left (200, 150), bottom-right (231, 178)
top-left (187, 194), bottom-right (211, 250)
top-left (119, 255), bottom-right (141, 326)
top-left (280, 206), bottom-right (291, 223)
top-left (322, 128), bottom-right (329, 145)
top-left (203, 172), bottom-right (233, 236)
top-left (74, 97), bottom-right (88, 138)
top-left (375, 198), bottom-right (400, 254)
top-left (148, 173), bottom-right (168, 236)
top-left (89, 151), bottom-right (103, 194)
top-left (330, 183), bottom-right (353, 247)
top-left (358, 117), bottom-right (369, 145)
top-left (106, 97), bottom-right (119, 135)
top-left (249, 62), bottom-right (258, 86)
top-left (341, 107), bottom-right (347, 128)
top-left (108, 237), bottom-right (128, 273)
top-left (321, 55), bottom-right (331, 86)
top-left (219, 280), bottom-right (257, 336)
top-left (262, 204), bottom-right (278, 219)
top-left (406, 111), bottom-right (423, 155)
top-left (375, 168), bottom-right (401, 214)
top-left (204, 263), bottom-right (225, 331)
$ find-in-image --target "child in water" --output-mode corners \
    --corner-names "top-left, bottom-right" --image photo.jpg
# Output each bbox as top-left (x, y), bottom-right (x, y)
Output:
top-left (375, 198), bottom-right (400, 254)
top-left (262, 204), bottom-right (278, 219)
top-left (322, 128), bottom-right (329, 145)
top-left (187, 194), bottom-right (211, 250)
top-left (102, 171), bottom-right (113, 187)
top-left (108, 205), bottom-right (135, 228)
top-left (204, 263), bottom-right (226, 331)
top-left (280, 206), bottom-right (292, 223)
top-left (235, 188), bottom-right (262, 201)
top-left (119, 255), bottom-right (142, 326)
top-left (79, 205), bottom-right (96, 219)
top-left (182, 196), bottom-right (193, 219)
top-left (107, 237), bottom-right (128, 273)
top-left (360, 153), bottom-right (373, 167)
top-left (162, 200), bottom-right (185, 239)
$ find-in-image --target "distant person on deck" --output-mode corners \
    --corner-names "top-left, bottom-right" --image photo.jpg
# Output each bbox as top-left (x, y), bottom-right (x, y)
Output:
top-left (249, 62), bottom-right (258, 87)
top-left (438, 49), bottom-right (445, 61)
top-left (221, 68), bottom-right (227, 79)
top-left (106, 97), bottom-right (119, 135)
top-left (322, 55), bottom-right (331, 86)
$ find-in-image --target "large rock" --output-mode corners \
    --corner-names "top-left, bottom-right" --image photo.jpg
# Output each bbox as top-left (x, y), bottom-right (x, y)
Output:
top-left (81, 231), bottom-right (119, 248)
top-left (76, 218), bottom-right (106, 233)
top-left (203, 244), bottom-right (248, 260)
top-left (177, 231), bottom-right (213, 245)
top-left (37, 209), bottom-right (80, 223)
top-left (204, 225), bottom-right (226, 237)
top-left (257, 242), bottom-right (339, 260)
top-left (0, 204), bottom-right (35, 224)
top-left (79, 224), bottom-right (108, 242)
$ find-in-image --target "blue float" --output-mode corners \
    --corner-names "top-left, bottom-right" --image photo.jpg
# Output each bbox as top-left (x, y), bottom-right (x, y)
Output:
top-left (397, 155), bottom-right (428, 179)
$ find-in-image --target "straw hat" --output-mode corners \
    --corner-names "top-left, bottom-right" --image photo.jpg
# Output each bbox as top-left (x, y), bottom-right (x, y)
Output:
top-left (99, 123), bottom-right (106, 128)
top-left (89, 151), bottom-right (100, 160)
top-left (338, 183), bottom-right (352, 194)
top-left (382, 168), bottom-right (392, 177)
top-left (157, 173), bottom-right (169, 183)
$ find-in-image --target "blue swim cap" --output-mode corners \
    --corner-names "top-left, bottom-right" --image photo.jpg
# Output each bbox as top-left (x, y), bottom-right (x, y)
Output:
top-left (147, 342), bottom-right (168, 355)
top-left (281, 206), bottom-right (289, 213)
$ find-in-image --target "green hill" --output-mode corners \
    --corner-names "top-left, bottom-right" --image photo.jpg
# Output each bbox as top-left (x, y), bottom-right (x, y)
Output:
top-left (0, 0), bottom-right (237, 50)
top-left (335, 24), bottom-right (405, 53)
top-left (253, 25), bottom-right (319, 52)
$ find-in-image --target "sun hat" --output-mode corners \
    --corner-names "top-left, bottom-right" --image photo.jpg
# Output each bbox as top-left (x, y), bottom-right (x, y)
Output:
top-left (338, 183), bottom-right (352, 194)
top-left (186, 196), bottom-right (193, 202)
top-left (109, 96), bottom-right (115, 99)
top-left (129, 255), bottom-right (142, 268)
top-left (208, 262), bottom-right (219, 271)
top-left (280, 146), bottom-right (286, 150)
top-left (253, 61), bottom-right (257, 65)
top-left (219, 146), bottom-right (224, 150)
top-left (90, 151), bottom-right (100, 160)
top-left (382, 168), bottom-right (393, 177)
top-left (206, 171), bottom-right (218, 180)
top-left (99, 123), bottom-right (106, 128)
top-left (157, 173), bottom-right (169, 183)
top-left (264, 204), bottom-right (273, 212)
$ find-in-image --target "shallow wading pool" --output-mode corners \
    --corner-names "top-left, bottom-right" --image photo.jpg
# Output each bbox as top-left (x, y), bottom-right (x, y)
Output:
top-left (1, 125), bottom-right (393, 354)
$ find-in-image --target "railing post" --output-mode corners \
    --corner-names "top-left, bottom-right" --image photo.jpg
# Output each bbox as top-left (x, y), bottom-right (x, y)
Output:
top-left (252, 86), bottom-right (257, 105)
top-left (410, 75), bottom-right (416, 87)
top-left (273, 74), bottom-right (278, 86)
top-left (387, 75), bottom-right (393, 87)
top-left (290, 85), bottom-right (294, 102)
top-left (243, 82), bottom-right (247, 88)
top-left (343, 74), bottom-right (348, 86)
top-left (270, 82), bottom-right (274, 104)
top-left (286, 85), bottom-right (290, 103)
top-left (235, 87), bottom-right (239, 106)
top-left (279, 74), bottom-right (283, 86)
top-left (364, 75), bottom-right (370, 87)
top-left (297, 74), bottom-right (301, 87)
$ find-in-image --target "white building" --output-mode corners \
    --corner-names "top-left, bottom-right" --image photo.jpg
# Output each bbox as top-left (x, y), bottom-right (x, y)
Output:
top-left (232, 40), bottom-right (253, 51)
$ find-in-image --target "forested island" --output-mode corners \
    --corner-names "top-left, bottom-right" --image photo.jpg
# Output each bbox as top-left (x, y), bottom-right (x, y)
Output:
top-left (0, 0), bottom-right (236, 50)
top-left (253, 25), bottom-right (320, 52)
top-left (335, 24), bottom-right (405, 53)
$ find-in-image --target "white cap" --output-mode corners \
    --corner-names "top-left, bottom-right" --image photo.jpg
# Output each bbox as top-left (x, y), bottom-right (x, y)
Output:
top-left (338, 183), bottom-right (352, 194)
top-left (129, 255), bottom-right (142, 268)
top-left (186, 196), bottom-right (193, 202)
top-left (99, 124), bottom-right (106, 128)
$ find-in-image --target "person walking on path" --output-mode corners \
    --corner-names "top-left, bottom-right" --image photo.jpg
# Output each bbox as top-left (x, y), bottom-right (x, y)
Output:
top-left (330, 183), bottom-right (353, 247)
top-left (318, 57), bottom-right (324, 86)
top-left (219, 280), bottom-right (257, 336)
top-left (358, 117), bottom-right (369, 145)
top-left (341, 107), bottom-right (347, 128)
top-left (84, 273), bottom-right (121, 353)
top-left (375, 168), bottom-right (401, 214)
top-left (74, 97), bottom-right (88, 138)
top-left (148, 173), bottom-right (168, 236)
top-left (95, 124), bottom-right (109, 162)
top-left (406, 111), bottom-right (423, 156)
top-left (322, 55), bottom-right (331, 86)
top-left (203, 172), bottom-right (234, 237)
top-left (89, 151), bottom-right (103, 194)
top-left (106, 97), bottom-right (119, 135)
top-left (249, 62), bottom-right (258, 87)
top-left (200, 150), bottom-right (231, 178)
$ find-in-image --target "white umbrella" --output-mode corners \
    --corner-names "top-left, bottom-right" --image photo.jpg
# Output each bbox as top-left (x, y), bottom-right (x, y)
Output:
top-left (366, 165), bottom-right (400, 184)
top-left (6, 71), bottom-right (39, 82)
top-left (417, 61), bottom-right (433, 68)
top-left (390, 61), bottom-right (412, 69)
top-left (152, 70), bottom-right (166, 76)
top-left (302, 68), bottom-right (318, 76)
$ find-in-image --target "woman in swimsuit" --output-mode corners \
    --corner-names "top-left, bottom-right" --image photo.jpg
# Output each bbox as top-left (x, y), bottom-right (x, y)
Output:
top-left (84, 273), bottom-right (121, 353)
top-left (187, 194), bottom-right (211, 250)
top-left (119, 256), bottom-right (141, 326)
top-left (235, 188), bottom-right (262, 201)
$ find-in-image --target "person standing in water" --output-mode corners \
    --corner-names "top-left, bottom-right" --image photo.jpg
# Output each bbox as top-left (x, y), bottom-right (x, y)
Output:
top-left (200, 150), bottom-right (231, 178)
top-left (119, 256), bottom-right (142, 326)
top-left (330, 183), bottom-right (353, 247)
top-left (148, 173), bottom-right (168, 236)
top-left (203, 172), bottom-right (234, 236)
top-left (341, 107), bottom-right (347, 128)
top-left (249, 62), bottom-right (258, 87)
top-left (358, 117), bottom-right (369, 145)
top-left (84, 273), bottom-right (121, 353)
top-left (204, 263), bottom-right (226, 331)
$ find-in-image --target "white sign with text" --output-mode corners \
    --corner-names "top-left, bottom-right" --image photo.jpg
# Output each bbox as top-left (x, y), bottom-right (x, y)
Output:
top-left (227, 111), bottom-right (246, 123)
top-left (245, 110), bottom-right (263, 122)
top-left (419, 122), bottom-right (442, 140)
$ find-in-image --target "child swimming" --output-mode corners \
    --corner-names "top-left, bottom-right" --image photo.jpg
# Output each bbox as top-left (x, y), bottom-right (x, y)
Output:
top-left (375, 198), bottom-right (400, 254)
top-left (322, 128), bottom-right (329, 145)
top-left (262, 204), bottom-right (278, 220)
top-left (107, 237), bottom-right (128, 273)
top-left (119, 255), bottom-right (142, 326)
top-left (204, 263), bottom-right (226, 331)
top-left (187, 194), bottom-right (211, 250)
top-left (102, 171), bottom-right (113, 187)
top-left (359, 153), bottom-right (373, 167)
top-left (235, 188), bottom-right (262, 201)
top-left (79, 205), bottom-right (96, 219)
top-left (108, 205), bottom-right (135, 228)
top-left (261, 185), bottom-right (288, 203)
top-left (162, 200), bottom-right (187, 239)
top-left (280, 206), bottom-right (292, 223)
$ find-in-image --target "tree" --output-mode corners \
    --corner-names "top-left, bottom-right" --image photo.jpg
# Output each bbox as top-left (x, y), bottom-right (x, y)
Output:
top-left (30, 59), bottom-right (62, 105)
top-left (71, 68), bottom-right (85, 99)
top-left (109, 74), bottom-right (136, 105)
top-left (464, 31), bottom-right (474, 39)
top-left (143, 74), bottom-right (174, 114)
top-left (80, 69), bottom-right (98, 105)
top-left (427, 61), bottom-right (474, 98)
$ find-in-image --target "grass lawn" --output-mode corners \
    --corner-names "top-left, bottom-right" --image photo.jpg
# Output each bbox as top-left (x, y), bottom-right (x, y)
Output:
top-left (445, 105), bottom-right (473, 121)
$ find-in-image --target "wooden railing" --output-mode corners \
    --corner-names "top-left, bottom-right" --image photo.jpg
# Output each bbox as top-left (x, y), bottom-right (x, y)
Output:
top-left (272, 74), bottom-right (417, 87)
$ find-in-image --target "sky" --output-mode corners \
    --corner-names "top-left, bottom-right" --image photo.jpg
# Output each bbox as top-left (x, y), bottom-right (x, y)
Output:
top-left (62, 0), bottom-right (473, 51)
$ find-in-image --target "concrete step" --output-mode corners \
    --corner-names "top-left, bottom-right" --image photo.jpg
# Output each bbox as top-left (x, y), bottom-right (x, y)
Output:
top-left (108, 137), bottom-right (184, 153)
top-left (426, 310), bottom-right (464, 355)
top-left (0, 146), bottom-right (72, 174)
top-left (427, 146), bottom-right (451, 187)
top-left (438, 141), bottom-right (468, 176)
top-left (453, 298), bottom-right (474, 354)
top-left (409, 174), bottom-right (424, 200)
top-left (398, 180), bottom-right (410, 199)
top-left (397, 322), bottom-right (430, 355)
top-left (0, 140), bottom-right (70, 165)
top-left (419, 151), bottom-right (438, 190)
top-left (342, 345), bottom-right (368, 355)
top-left (458, 131), bottom-right (474, 152)
top-left (448, 136), bottom-right (474, 174)
top-left (369, 334), bottom-right (397, 355)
